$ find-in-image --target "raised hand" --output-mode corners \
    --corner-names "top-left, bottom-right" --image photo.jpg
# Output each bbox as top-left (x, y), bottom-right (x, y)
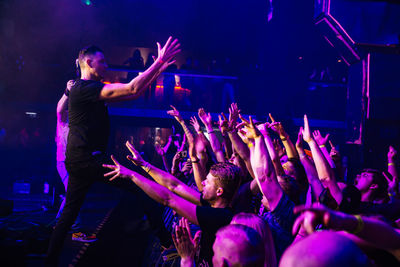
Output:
top-left (171, 217), bottom-right (200, 262)
top-left (155, 37), bottom-right (181, 70)
top-left (198, 108), bottom-right (212, 127)
top-left (103, 155), bottom-right (134, 181)
top-left (388, 146), bottom-right (398, 162)
top-left (190, 116), bottom-right (201, 132)
top-left (257, 122), bottom-right (270, 137)
top-left (66, 80), bottom-right (75, 91)
top-left (383, 172), bottom-right (398, 196)
top-left (239, 115), bottom-right (261, 140)
top-left (302, 115), bottom-right (313, 143)
top-left (167, 105), bottom-right (183, 123)
top-left (218, 113), bottom-right (229, 135)
top-left (155, 143), bottom-right (165, 156)
top-left (329, 140), bottom-right (340, 161)
top-left (268, 113), bottom-right (286, 138)
top-left (126, 141), bottom-right (146, 166)
top-left (292, 204), bottom-right (346, 235)
top-left (313, 130), bottom-right (330, 146)
top-left (296, 127), bottom-right (304, 150)
top-left (228, 103), bottom-right (240, 131)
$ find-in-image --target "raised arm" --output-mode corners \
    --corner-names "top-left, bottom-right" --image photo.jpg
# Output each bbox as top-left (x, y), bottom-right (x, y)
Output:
top-left (126, 141), bottom-right (201, 205)
top-left (218, 114), bottom-right (233, 159)
top-left (296, 127), bottom-right (324, 200)
top-left (313, 130), bottom-right (336, 169)
top-left (303, 115), bottom-right (342, 204)
top-left (197, 108), bottom-right (225, 162)
top-left (155, 143), bottom-right (170, 172)
top-left (104, 156), bottom-right (199, 225)
top-left (168, 106), bottom-right (207, 191)
top-left (242, 116), bottom-right (283, 211)
top-left (167, 105), bottom-right (195, 145)
top-left (100, 37), bottom-right (180, 102)
top-left (293, 204), bottom-right (400, 250)
top-left (257, 122), bottom-right (286, 178)
top-left (225, 104), bottom-right (255, 178)
top-left (163, 135), bottom-right (173, 154)
top-left (269, 113), bottom-right (298, 159)
top-left (388, 146), bottom-right (398, 194)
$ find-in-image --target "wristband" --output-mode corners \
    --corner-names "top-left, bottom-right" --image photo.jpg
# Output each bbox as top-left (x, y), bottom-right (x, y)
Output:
top-left (388, 163), bottom-right (396, 166)
top-left (143, 162), bottom-right (151, 173)
top-left (348, 215), bottom-right (364, 234)
top-left (280, 137), bottom-right (287, 141)
top-left (208, 131), bottom-right (215, 134)
top-left (64, 88), bottom-right (70, 97)
top-left (319, 145), bottom-right (326, 148)
top-left (158, 58), bottom-right (164, 64)
top-left (247, 143), bottom-right (254, 148)
top-left (197, 131), bottom-right (203, 134)
top-left (191, 159), bottom-right (199, 163)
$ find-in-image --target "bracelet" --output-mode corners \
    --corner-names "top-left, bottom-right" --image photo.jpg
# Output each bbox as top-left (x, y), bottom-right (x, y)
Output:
top-left (319, 145), bottom-right (326, 148)
top-left (348, 215), bottom-right (364, 234)
top-left (280, 137), bottom-right (287, 141)
top-left (158, 58), bottom-right (164, 64)
top-left (208, 131), bottom-right (215, 134)
top-left (64, 88), bottom-right (70, 97)
top-left (191, 159), bottom-right (199, 163)
top-left (388, 163), bottom-right (396, 166)
top-left (143, 162), bottom-right (151, 173)
top-left (197, 131), bottom-right (203, 134)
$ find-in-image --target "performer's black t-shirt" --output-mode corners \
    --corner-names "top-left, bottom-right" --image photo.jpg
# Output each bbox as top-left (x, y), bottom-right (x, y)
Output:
top-left (196, 195), bottom-right (234, 267)
top-left (66, 79), bottom-right (109, 163)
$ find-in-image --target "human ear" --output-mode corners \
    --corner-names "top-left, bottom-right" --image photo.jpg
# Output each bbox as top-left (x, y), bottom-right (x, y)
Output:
top-left (216, 187), bottom-right (224, 197)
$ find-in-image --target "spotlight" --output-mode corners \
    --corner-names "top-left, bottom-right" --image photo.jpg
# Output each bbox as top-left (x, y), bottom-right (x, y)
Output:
top-left (81, 0), bottom-right (92, 6)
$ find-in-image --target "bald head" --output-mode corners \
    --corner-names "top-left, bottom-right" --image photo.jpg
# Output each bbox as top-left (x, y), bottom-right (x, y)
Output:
top-left (280, 231), bottom-right (370, 267)
top-left (213, 224), bottom-right (265, 267)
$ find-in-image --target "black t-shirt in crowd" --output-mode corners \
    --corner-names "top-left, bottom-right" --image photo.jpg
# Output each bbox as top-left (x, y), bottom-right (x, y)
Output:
top-left (66, 79), bottom-right (109, 163)
top-left (196, 195), bottom-right (234, 267)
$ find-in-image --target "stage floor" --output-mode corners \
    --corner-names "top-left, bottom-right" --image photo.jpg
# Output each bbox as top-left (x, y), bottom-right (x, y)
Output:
top-left (0, 183), bottom-right (167, 266)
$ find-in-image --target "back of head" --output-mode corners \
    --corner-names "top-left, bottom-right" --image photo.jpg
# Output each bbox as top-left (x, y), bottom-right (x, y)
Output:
top-left (213, 224), bottom-right (265, 267)
top-left (210, 162), bottom-right (243, 203)
top-left (77, 45), bottom-right (103, 73)
top-left (231, 213), bottom-right (277, 267)
top-left (279, 231), bottom-right (371, 267)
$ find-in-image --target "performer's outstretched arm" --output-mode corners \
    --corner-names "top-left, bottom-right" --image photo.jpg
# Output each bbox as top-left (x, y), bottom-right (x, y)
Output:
top-left (99, 37), bottom-right (180, 102)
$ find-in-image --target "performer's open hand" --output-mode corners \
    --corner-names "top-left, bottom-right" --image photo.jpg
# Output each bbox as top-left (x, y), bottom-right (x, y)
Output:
top-left (103, 155), bottom-right (133, 181)
top-left (155, 36), bottom-right (181, 72)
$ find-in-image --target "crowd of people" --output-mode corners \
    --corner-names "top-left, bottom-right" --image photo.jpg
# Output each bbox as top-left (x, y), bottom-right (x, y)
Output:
top-left (104, 103), bottom-right (400, 267)
top-left (48, 36), bottom-right (400, 266)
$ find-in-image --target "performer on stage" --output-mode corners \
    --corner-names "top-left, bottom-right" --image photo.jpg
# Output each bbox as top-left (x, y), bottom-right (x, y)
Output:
top-left (55, 79), bottom-right (94, 242)
top-left (46, 37), bottom-right (180, 265)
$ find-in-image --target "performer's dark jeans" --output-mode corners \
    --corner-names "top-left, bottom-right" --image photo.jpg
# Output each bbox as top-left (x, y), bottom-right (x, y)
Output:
top-left (46, 155), bottom-right (171, 265)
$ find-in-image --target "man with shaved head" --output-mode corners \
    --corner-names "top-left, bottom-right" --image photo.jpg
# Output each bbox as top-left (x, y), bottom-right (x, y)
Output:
top-left (279, 231), bottom-right (371, 267)
top-left (212, 224), bottom-right (265, 267)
